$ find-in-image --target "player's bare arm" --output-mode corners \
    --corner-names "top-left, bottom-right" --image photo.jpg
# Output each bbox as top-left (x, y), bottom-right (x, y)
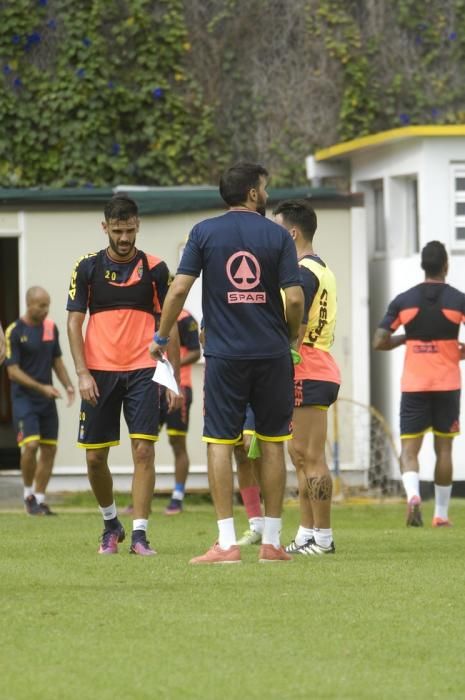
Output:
top-left (283, 284), bottom-right (305, 348)
top-left (67, 310), bottom-right (100, 406)
top-left (6, 363), bottom-right (61, 399)
top-left (149, 274), bottom-right (195, 360)
top-left (373, 327), bottom-right (406, 351)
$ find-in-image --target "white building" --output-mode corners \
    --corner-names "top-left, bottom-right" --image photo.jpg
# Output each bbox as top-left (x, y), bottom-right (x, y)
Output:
top-left (308, 125), bottom-right (465, 489)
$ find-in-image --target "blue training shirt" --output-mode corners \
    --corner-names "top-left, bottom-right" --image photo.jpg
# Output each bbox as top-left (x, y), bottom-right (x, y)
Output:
top-left (177, 210), bottom-right (302, 359)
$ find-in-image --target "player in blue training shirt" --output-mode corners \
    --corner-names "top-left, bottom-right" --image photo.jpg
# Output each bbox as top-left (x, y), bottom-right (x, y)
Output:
top-left (150, 161), bottom-right (304, 564)
top-left (5, 286), bottom-right (75, 515)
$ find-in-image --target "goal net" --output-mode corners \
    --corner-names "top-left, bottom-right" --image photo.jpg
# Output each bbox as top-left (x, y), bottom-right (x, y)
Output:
top-left (326, 397), bottom-right (402, 500)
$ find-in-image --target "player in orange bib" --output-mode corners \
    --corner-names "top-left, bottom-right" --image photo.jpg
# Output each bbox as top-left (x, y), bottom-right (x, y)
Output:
top-left (374, 241), bottom-right (465, 527)
top-left (274, 200), bottom-right (341, 555)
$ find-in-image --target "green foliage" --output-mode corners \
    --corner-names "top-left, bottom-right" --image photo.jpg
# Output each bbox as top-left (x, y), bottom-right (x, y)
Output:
top-left (0, 0), bottom-right (217, 186)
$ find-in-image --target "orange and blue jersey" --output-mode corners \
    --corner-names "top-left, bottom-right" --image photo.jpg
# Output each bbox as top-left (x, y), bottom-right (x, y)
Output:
top-left (5, 318), bottom-right (62, 402)
top-left (177, 310), bottom-right (200, 388)
top-left (66, 248), bottom-right (171, 371)
top-left (177, 210), bottom-right (302, 359)
top-left (379, 282), bottom-right (465, 392)
top-left (297, 254), bottom-right (341, 385)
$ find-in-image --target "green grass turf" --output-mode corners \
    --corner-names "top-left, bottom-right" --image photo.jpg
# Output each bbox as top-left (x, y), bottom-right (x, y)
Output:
top-left (1, 497), bottom-right (465, 700)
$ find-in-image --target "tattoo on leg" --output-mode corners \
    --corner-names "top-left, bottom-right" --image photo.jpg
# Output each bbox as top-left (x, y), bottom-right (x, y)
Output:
top-left (306, 475), bottom-right (332, 501)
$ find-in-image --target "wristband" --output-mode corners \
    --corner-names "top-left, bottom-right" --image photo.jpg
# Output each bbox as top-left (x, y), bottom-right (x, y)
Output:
top-left (153, 332), bottom-right (169, 346)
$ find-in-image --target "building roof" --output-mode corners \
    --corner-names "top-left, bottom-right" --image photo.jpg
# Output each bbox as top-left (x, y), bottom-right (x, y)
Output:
top-left (315, 125), bottom-right (465, 162)
top-left (0, 184), bottom-right (356, 214)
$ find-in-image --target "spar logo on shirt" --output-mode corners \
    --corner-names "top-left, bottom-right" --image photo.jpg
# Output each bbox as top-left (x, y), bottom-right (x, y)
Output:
top-left (226, 251), bottom-right (266, 304)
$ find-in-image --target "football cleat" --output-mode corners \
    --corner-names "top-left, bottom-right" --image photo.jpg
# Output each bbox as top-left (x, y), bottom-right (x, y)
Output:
top-left (39, 503), bottom-right (57, 516)
top-left (24, 495), bottom-right (43, 515)
top-left (189, 543), bottom-right (241, 565)
top-left (129, 531), bottom-right (157, 556)
top-left (432, 516), bottom-right (452, 528)
top-left (259, 544), bottom-right (292, 562)
top-left (98, 521), bottom-right (125, 554)
top-left (164, 498), bottom-right (183, 516)
top-left (285, 537), bottom-right (314, 554)
top-left (237, 528), bottom-right (262, 546)
top-left (295, 539), bottom-right (335, 555)
top-left (406, 496), bottom-right (423, 527)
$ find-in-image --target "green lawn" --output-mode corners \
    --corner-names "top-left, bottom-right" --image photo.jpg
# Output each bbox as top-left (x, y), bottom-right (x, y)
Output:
top-left (1, 497), bottom-right (464, 700)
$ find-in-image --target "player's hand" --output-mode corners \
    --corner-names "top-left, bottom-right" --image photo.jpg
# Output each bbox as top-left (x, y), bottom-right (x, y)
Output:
top-left (459, 342), bottom-right (465, 360)
top-left (166, 389), bottom-right (183, 413)
top-left (149, 340), bottom-right (165, 361)
top-left (78, 370), bottom-right (100, 406)
top-left (42, 384), bottom-right (61, 400)
top-left (66, 385), bottom-right (76, 407)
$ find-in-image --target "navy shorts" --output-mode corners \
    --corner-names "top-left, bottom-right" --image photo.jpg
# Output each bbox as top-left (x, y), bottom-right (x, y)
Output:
top-left (77, 368), bottom-right (160, 448)
top-left (294, 379), bottom-right (340, 409)
top-left (203, 354), bottom-right (294, 443)
top-left (12, 398), bottom-right (58, 447)
top-left (400, 390), bottom-right (460, 438)
top-left (159, 386), bottom-right (192, 436)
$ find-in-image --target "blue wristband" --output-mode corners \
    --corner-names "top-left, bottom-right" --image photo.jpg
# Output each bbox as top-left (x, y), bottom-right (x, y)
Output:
top-left (153, 332), bottom-right (169, 346)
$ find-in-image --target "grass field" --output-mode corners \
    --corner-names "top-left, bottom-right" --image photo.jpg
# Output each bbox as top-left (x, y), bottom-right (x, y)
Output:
top-left (2, 496), bottom-right (465, 700)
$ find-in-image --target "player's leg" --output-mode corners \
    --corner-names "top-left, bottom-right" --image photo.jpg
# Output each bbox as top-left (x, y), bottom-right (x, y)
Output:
top-left (287, 418), bottom-right (315, 552)
top-left (289, 405), bottom-right (334, 554)
top-left (79, 370), bottom-right (125, 553)
top-left (125, 369), bottom-right (159, 555)
top-left (431, 390), bottom-right (459, 527)
top-left (190, 357), bottom-right (246, 564)
top-left (251, 355), bottom-right (293, 562)
top-left (13, 404), bottom-right (42, 514)
top-left (165, 386), bottom-right (192, 515)
top-left (34, 402), bottom-right (59, 514)
top-left (400, 392), bottom-right (430, 527)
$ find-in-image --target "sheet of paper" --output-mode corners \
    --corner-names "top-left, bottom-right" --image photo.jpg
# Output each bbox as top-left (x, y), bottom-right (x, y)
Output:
top-left (152, 357), bottom-right (180, 395)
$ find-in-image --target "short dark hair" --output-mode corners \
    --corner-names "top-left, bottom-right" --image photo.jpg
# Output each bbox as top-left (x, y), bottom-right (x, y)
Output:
top-left (219, 161), bottom-right (268, 206)
top-left (104, 193), bottom-right (139, 221)
top-left (272, 199), bottom-right (317, 241)
top-left (421, 240), bottom-right (448, 276)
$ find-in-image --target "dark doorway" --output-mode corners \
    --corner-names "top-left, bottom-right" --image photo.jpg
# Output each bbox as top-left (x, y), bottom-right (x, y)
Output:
top-left (0, 237), bottom-right (20, 468)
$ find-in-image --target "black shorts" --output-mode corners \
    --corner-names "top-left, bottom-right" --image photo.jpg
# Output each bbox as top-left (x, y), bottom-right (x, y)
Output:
top-left (400, 390), bottom-right (460, 438)
top-left (159, 386), bottom-right (192, 436)
top-left (203, 354), bottom-right (294, 443)
top-left (77, 368), bottom-right (160, 448)
top-left (12, 398), bottom-right (58, 447)
top-left (294, 379), bottom-right (340, 408)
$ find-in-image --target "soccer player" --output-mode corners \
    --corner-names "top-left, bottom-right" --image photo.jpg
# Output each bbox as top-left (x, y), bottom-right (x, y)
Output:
top-left (274, 199), bottom-right (340, 555)
top-left (373, 240), bottom-right (465, 527)
top-left (67, 194), bottom-right (180, 555)
top-left (150, 161), bottom-right (304, 564)
top-left (5, 286), bottom-right (75, 515)
top-left (161, 309), bottom-right (201, 515)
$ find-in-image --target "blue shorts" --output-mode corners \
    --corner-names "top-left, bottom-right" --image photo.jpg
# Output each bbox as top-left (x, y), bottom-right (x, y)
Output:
top-left (12, 398), bottom-right (58, 447)
top-left (159, 386), bottom-right (192, 436)
top-left (77, 368), bottom-right (160, 448)
top-left (294, 379), bottom-right (340, 409)
top-left (203, 354), bottom-right (294, 443)
top-left (400, 390), bottom-right (460, 438)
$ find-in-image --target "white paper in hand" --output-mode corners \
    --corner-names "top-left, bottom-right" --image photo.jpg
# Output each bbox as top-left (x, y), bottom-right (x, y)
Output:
top-left (152, 358), bottom-right (180, 395)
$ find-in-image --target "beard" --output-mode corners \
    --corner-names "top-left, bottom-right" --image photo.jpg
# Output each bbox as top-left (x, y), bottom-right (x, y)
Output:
top-left (108, 237), bottom-right (135, 258)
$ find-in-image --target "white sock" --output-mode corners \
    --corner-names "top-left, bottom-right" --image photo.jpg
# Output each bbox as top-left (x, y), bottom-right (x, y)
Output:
top-left (133, 519), bottom-right (148, 532)
top-left (249, 516), bottom-right (264, 534)
top-left (218, 518), bottom-right (237, 549)
top-left (35, 492), bottom-right (45, 505)
top-left (314, 527), bottom-right (333, 548)
top-left (99, 502), bottom-right (117, 520)
top-left (295, 526), bottom-right (314, 546)
top-left (172, 489), bottom-right (185, 501)
top-left (402, 471), bottom-right (420, 502)
top-left (262, 517), bottom-right (281, 547)
top-left (24, 486), bottom-right (34, 499)
top-left (434, 484), bottom-right (452, 520)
